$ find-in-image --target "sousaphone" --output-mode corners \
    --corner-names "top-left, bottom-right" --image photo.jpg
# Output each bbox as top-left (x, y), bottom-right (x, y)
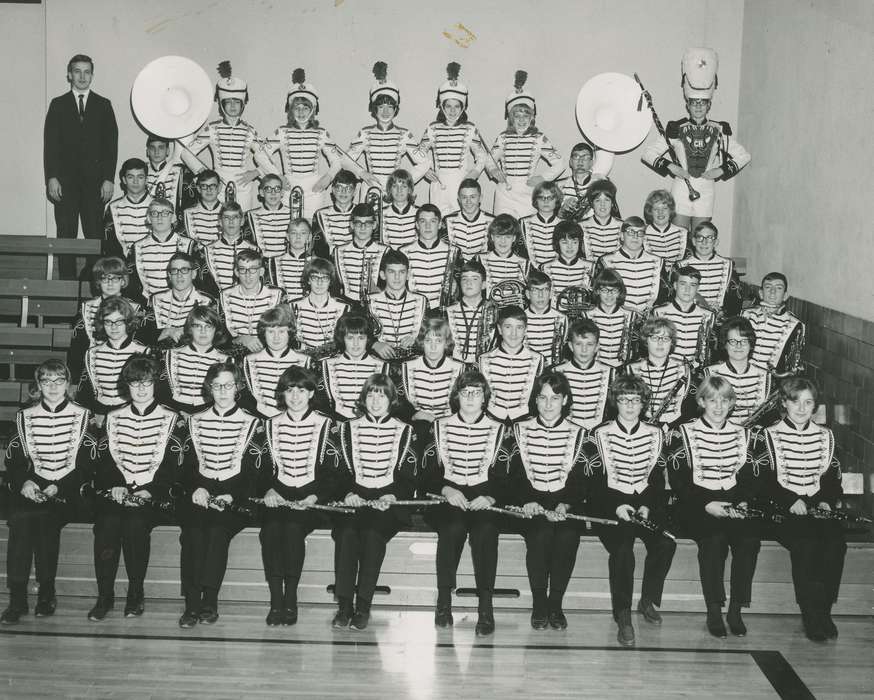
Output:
top-left (131, 56), bottom-right (213, 138)
top-left (575, 72), bottom-right (652, 153)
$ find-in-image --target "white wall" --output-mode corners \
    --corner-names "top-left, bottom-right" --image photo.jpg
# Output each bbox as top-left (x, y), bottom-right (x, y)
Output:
top-left (734, 0), bottom-right (874, 321)
top-left (0, 0), bottom-right (745, 247)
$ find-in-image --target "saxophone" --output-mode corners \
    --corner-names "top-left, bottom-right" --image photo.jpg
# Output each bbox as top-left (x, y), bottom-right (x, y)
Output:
top-left (649, 362), bottom-right (690, 423)
top-left (694, 312), bottom-right (716, 368)
top-left (475, 298), bottom-right (498, 358)
top-left (290, 185), bottom-right (304, 219)
top-left (550, 315), bottom-right (568, 366)
top-left (439, 247), bottom-right (463, 308)
top-left (365, 187), bottom-right (383, 243)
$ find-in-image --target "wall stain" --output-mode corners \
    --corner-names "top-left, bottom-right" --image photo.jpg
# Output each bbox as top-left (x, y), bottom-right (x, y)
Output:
top-left (443, 23), bottom-right (476, 48)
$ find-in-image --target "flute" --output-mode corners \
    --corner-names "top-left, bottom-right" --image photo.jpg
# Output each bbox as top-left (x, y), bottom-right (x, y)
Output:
top-left (327, 498), bottom-right (445, 510)
top-left (426, 493), bottom-right (533, 519)
top-left (250, 497), bottom-right (354, 515)
top-left (202, 495), bottom-right (255, 518)
top-left (507, 505), bottom-right (618, 525)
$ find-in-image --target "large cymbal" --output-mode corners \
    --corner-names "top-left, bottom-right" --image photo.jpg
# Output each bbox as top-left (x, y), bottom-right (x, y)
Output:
top-left (575, 72), bottom-right (652, 153)
top-left (131, 56), bottom-right (213, 139)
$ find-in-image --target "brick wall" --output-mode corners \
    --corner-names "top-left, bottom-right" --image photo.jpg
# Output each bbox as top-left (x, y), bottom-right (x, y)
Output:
top-left (788, 297), bottom-right (874, 519)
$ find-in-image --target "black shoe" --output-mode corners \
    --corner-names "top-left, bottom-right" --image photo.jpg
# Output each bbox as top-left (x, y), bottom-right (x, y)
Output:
top-left (726, 605), bottom-right (746, 637)
top-left (332, 607), bottom-right (352, 629)
top-left (265, 608), bottom-right (283, 626)
top-left (282, 606), bottom-right (298, 626)
top-left (547, 609), bottom-right (568, 630)
top-left (823, 610), bottom-right (838, 639)
top-left (801, 608), bottom-right (826, 642)
top-left (124, 596), bottom-right (144, 618)
top-left (198, 606), bottom-right (219, 624)
top-left (434, 605), bottom-right (454, 628)
top-left (616, 609), bottom-right (635, 647)
top-left (87, 597), bottom-right (114, 622)
top-left (34, 596), bottom-right (57, 617)
top-left (530, 607), bottom-right (549, 630)
top-left (0, 604), bottom-right (27, 625)
top-left (475, 612), bottom-right (495, 637)
top-left (350, 610), bottom-right (370, 631)
top-left (706, 606), bottom-right (727, 638)
top-left (178, 610), bottom-right (199, 629)
top-left (637, 598), bottom-right (662, 625)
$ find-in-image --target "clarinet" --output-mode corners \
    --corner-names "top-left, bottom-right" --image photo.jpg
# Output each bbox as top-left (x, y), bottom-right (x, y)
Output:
top-left (627, 512), bottom-right (676, 540)
top-left (203, 495), bottom-right (256, 518)
top-left (98, 488), bottom-right (175, 514)
top-left (807, 507), bottom-right (872, 525)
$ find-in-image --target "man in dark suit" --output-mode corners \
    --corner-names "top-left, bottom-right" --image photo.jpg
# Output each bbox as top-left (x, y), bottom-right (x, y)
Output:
top-left (44, 54), bottom-right (118, 279)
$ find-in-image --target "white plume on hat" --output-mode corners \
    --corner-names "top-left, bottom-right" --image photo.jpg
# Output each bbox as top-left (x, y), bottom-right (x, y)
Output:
top-left (682, 48), bottom-right (719, 100)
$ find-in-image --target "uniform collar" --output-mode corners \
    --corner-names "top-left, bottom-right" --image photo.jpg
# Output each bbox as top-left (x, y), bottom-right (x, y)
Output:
top-left (422, 355), bottom-right (447, 370)
top-left (130, 400), bottom-right (159, 416)
top-left (211, 404), bottom-right (240, 417)
top-left (286, 408), bottom-right (313, 421)
top-left (40, 399), bottom-right (70, 413)
top-left (671, 299), bottom-right (696, 313)
top-left (615, 419), bottom-right (641, 434)
top-left (782, 417), bottom-right (811, 431)
top-left (363, 413), bottom-right (391, 424)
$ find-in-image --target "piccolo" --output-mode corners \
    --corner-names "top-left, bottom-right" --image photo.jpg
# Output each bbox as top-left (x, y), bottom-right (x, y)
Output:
top-left (250, 497), bottom-right (354, 515)
top-left (203, 495), bottom-right (255, 518)
top-left (627, 513), bottom-right (676, 540)
top-left (426, 493), bottom-right (532, 519)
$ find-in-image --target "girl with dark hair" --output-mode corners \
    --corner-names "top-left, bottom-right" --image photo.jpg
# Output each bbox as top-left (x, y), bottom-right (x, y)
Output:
top-left (581, 179), bottom-right (622, 261)
top-left (86, 355), bottom-right (183, 622)
top-left (1, 360), bottom-right (94, 624)
top-left (519, 180), bottom-right (563, 266)
top-left (177, 360), bottom-right (263, 628)
top-left (288, 257), bottom-right (350, 353)
top-left (509, 370), bottom-right (589, 631)
top-left (584, 269), bottom-right (640, 368)
top-left (542, 220), bottom-right (593, 299)
top-left (258, 366), bottom-right (342, 626)
top-left (331, 374), bottom-right (417, 631)
top-left (380, 169), bottom-right (419, 249)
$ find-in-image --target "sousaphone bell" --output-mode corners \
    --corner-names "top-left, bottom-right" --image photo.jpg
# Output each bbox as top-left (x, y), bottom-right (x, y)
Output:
top-left (575, 72), bottom-right (652, 153)
top-left (131, 56), bottom-right (213, 138)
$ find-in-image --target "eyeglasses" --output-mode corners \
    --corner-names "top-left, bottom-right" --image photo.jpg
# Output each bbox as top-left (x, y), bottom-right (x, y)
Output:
top-left (598, 288), bottom-right (620, 295)
top-left (210, 382), bottom-right (236, 392)
top-left (221, 214), bottom-right (242, 221)
top-left (333, 184), bottom-right (356, 193)
top-left (459, 388), bottom-right (484, 398)
top-left (694, 234), bottom-right (716, 242)
top-left (103, 319), bottom-right (127, 328)
top-left (128, 380), bottom-right (154, 389)
top-left (236, 267), bottom-right (261, 275)
top-left (649, 334), bottom-right (672, 343)
top-left (191, 322), bottom-right (214, 331)
top-left (39, 377), bottom-right (67, 387)
top-left (261, 186), bottom-right (283, 194)
top-left (352, 220), bottom-right (375, 228)
top-left (536, 195), bottom-right (556, 202)
top-left (616, 396), bottom-right (643, 406)
top-left (99, 274), bottom-right (124, 283)
top-left (309, 273), bottom-right (330, 282)
top-left (624, 228), bottom-right (646, 238)
top-left (168, 267), bottom-right (193, 276)
top-left (687, 99), bottom-right (711, 107)
top-left (726, 338), bottom-right (751, 347)
top-left (148, 210), bottom-right (174, 219)
top-left (198, 183), bottom-right (219, 191)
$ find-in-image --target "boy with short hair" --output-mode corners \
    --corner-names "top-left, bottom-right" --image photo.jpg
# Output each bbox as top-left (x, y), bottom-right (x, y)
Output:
top-left (443, 178), bottom-right (494, 260)
top-left (104, 158), bottom-right (152, 259)
top-left (247, 173), bottom-right (292, 258)
top-left (652, 266), bottom-right (715, 366)
top-left (553, 319), bottom-right (614, 429)
top-left (742, 272), bottom-right (805, 374)
top-left (367, 249), bottom-right (429, 360)
top-left (183, 170), bottom-right (223, 247)
top-left (400, 204), bottom-right (455, 309)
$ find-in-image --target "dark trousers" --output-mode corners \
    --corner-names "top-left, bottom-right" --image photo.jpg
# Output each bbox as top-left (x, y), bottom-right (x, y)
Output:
top-left (6, 499), bottom-right (70, 594)
top-left (179, 507), bottom-right (246, 608)
top-left (259, 509), bottom-right (319, 595)
top-left (774, 518), bottom-right (846, 607)
top-left (694, 518), bottom-right (761, 607)
top-left (332, 510), bottom-right (399, 607)
top-left (92, 504), bottom-right (157, 599)
top-left (524, 518), bottom-right (582, 600)
top-left (53, 176), bottom-right (103, 280)
top-left (598, 524), bottom-right (676, 616)
top-left (433, 507), bottom-right (499, 597)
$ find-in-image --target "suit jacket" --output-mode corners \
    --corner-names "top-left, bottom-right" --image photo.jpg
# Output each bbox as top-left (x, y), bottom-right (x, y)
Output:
top-left (44, 90), bottom-right (118, 186)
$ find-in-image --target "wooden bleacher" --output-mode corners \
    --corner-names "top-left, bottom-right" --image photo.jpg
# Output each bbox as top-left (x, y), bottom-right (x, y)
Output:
top-left (0, 235), bottom-right (101, 281)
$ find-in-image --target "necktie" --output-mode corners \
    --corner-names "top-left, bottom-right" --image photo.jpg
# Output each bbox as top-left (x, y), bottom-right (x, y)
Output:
top-left (78, 94), bottom-right (85, 121)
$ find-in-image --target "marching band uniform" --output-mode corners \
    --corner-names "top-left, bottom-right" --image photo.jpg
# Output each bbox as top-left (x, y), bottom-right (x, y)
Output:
top-left (421, 411), bottom-right (511, 631)
top-left (553, 358), bottom-right (614, 430)
top-left (219, 282), bottom-right (284, 347)
top-left (103, 191), bottom-right (152, 259)
top-left (140, 287), bottom-right (215, 349)
top-left (261, 70), bottom-right (340, 220)
top-left (446, 297), bottom-right (486, 365)
top-left (247, 202), bottom-right (291, 259)
top-left (242, 348), bottom-right (311, 418)
top-left (179, 401), bottom-right (263, 623)
top-left (666, 418), bottom-right (764, 633)
top-left (627, 357), bottom-right (692, 428)
top-left (595, 248), bottom-right (664, 313)
top-left (742, 304), bottom-right (805, 374)
top-left (89, 401), bottom-right (183, 618)
top-left (199, 233), bottom-right (259, 297)
top-left (68, 295), bottom-right (143, 384)
top-left (289, 294), bottom-right (350, 352)
top-left (583, 304), bottom-right (637, 368)
top-left (313, 201), bottom-right (355, 251)
top-left (509, 414), bottom-right (588, 627)
top-left (491, 72), bottom-right (564, 218)
top-left (332, 412), bottom-right (417, 625)
top-left (703, 361), bottom-right (771, 427)
top-left (180, 64), bottom-right (266, 212)
top-left (677, 250), bottom-right (741, 315)
top-left (259, 407), bottom-right (342, 622)
top-left (333, 239), bottom-right (388, 303)
top-left (269, 250), bottom-right (312, 303)
top-left (321, 354), bottom-right (388, 421)
top-left (542, 256), bottom-right (594, 300)
top-left (77, 335), bottom-right (151, 417)
top-left (764, 417), bottom-right (846, 639)
top-left (412, 64), bottom-right (485, 217)
top-left (587, 419), bottom-right (676, 633)
top-left (2, 398), bottom-right (94, 622)
top-left (645, 222), bottom-right (688, 263)
top-left (398, 354), bottom-right (464, 445)
top-left (479, 345), bottom-right (544, 422)
top-left (582, 214), bottom-right (622, 261)
top-left (444, 208), bottom-right (494, 260)
top-left (524, 303), bottom-right (567, 361)
top-left (400, 238), bottom-right (455, 309)
top-left (126, 231), bottom-right (198, 304)
top-left (368, 289), bottom-right (429, 349)
top-left (160, 344), bottom-right (229, 415)
top-left (147, 152), bottom-right (187, 221)
top-left (520, 213), bottom-right (560, 266)
top-left (652, 300), bottom-right (715, 367)
top-left (641, 49), bottom-right (750, 219)
top-left (183, 199), bottom-right (222, 247)
top-left (380, 202), bottom-right (418, 250)
top-left (478, 250), bottom-right (529, 295)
